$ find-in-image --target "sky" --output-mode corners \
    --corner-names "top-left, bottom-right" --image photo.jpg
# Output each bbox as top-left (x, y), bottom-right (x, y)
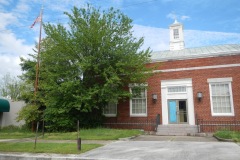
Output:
top-left (0, 0), bottom-right (240, 78)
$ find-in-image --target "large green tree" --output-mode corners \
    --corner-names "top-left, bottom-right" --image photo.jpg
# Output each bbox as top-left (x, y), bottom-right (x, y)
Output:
top-left (20, 5), bottom-right (154, 131)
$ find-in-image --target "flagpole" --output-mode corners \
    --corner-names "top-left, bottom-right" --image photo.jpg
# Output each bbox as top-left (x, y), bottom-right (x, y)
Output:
top-left (34, 6), bottom-right (43, 97)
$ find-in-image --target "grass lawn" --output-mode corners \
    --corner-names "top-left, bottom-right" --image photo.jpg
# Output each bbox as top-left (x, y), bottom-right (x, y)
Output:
top-left (0, 132), bottom-right (35, 139)
top-left (0, 125), bottom-right (35, 139)
top-left (0, 127), bottom-right (143, 140)
top-left (214, 130), bottom-right (240, 142)
top-left (0, 142), bottom-right (102, 154)
top-left (41, 128), bottom-right (143, 140)
top-left (0, 128), bottom-right (141, 154)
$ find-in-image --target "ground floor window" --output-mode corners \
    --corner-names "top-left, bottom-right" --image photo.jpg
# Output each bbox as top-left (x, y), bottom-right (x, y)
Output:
top-left (208, 77), bottom-right (234, 116)
top-left (103, 103), bottom-right (117, 117)
top-left (129, 84), bottom-right (147, 117)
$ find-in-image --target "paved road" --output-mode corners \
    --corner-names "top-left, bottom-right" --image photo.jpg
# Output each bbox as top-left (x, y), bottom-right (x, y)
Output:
top-left (0, 135), bottom-right (240, 160)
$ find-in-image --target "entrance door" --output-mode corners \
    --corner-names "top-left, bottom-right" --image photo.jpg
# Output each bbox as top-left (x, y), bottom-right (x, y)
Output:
top-left (169, 100), bottom-right (177, 123)
top-left (168, 100), bottom-right (188, 124)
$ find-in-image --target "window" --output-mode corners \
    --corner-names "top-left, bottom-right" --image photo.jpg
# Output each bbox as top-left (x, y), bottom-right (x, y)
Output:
top-left (130, 87), bottom-right (147, 117)
top-left (208, 78), bottom-right (234, 116)
top-left (103, 103), bottom-right (117, 117)
top-left (168, 86), bottom-right (186, 93)
top-left (173, 29), bottom-right (179, 39)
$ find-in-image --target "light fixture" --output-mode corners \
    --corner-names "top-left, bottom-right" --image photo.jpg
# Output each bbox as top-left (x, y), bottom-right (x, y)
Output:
top-left (197, 92), bottom-right (203, 102)
top-left (152, 94), bottom-right (157, 102)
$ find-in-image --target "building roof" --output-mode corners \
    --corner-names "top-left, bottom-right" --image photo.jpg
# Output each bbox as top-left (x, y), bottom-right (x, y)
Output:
top-left (151, 44), bottom-right (240, 62)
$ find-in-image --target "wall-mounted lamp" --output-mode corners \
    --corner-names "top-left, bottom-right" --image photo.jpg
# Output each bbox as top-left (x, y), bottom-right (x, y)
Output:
top-left (197, 92), bottom-right (203, 102)
top-left (152, 94), bottom-right (157, 102)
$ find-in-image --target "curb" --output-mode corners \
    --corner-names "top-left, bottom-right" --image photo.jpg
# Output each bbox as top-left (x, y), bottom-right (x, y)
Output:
top-left (118, 135), bottom-right (139, 141)
top-left (213, 135), bottom-right (235, 142)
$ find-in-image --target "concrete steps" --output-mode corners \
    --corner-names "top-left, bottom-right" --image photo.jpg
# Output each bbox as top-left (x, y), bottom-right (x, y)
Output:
top-left (156, 124), bottom-right (198, 136)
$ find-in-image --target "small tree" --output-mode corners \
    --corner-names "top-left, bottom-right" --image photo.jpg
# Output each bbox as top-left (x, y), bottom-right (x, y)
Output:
top-left (0, 73), bottom-right (22, 101)
top-left (17, 50), bottom-right (46, 130)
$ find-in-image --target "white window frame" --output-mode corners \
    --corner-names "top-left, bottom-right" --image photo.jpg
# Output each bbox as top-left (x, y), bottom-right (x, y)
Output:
top-left (208, 77), bottom-right (234, 116)
top-left (173, 29), bottom-right (179, 39)
top-left (167, 86), bottom-right (187, 93)
top-left (103, 103), bottom-right (117, 117)
top-left (129, 83), bottom-right (147, 117)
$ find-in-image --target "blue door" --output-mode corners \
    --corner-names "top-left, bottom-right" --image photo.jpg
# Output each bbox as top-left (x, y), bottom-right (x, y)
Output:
top-left (169, 100), bottom-right (177, 123)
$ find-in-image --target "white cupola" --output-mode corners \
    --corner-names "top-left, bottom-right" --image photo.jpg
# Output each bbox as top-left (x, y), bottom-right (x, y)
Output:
top-left (169, 19), bottom-right (185, 51)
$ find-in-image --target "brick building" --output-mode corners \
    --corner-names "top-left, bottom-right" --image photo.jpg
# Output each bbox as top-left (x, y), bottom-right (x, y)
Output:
top-left (104, 20), bottom-right (240, 135)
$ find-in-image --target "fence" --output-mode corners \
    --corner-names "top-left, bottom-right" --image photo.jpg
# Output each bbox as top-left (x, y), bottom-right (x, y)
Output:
top-left (197, 119), bottom-right (240, 132)
top-left (103, 115), bottom-right (160, 131)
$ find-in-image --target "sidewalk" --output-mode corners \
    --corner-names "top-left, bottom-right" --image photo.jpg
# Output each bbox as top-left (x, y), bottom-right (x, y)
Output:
top-left (132, 134), bottom-right (218, 142)
top-left (0, 138), bottom-right (115, 145)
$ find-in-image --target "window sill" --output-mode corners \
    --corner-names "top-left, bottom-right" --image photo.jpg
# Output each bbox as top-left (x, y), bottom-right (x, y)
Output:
top-left (212, 113), bottom-right (235, 117)
top-left (130, 114), bottom-right (147, 117)
top-left (104, 114), bottom-right (117, 117)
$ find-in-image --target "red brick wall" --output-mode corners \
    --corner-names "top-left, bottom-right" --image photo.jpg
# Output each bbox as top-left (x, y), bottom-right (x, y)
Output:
top-left (105, 54), bottom-right (240, 130)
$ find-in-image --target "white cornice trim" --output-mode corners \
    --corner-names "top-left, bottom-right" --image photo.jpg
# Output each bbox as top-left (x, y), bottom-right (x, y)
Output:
top-left (154, 63), bottom-right (240, 73)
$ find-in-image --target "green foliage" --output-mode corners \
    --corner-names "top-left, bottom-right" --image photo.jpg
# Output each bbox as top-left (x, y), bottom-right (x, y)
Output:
top-left (0, 142), bottom-right (102, 154)
top-left (44, 108), bottom-right (104, 132)
top-left (214, 130), bottom-right (240, 142)
top-left (19, 5), bottom-right (153, 131)
top-left (0, 73), bottom-right (22, 101)
top-left (16, 104), bottom-right (42, 124)
top-left (18, 53), bottom-right (46, 125)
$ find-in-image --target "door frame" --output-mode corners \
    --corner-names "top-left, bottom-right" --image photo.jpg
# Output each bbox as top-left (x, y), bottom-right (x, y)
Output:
top-left (161, 78), bottom-right (195, 125)
top-left (168, 99), bottom-right (188, 124)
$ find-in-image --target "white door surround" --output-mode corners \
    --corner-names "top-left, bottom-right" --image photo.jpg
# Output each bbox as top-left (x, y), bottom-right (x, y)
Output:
top-left (161, 78), bottom-right (195, 125)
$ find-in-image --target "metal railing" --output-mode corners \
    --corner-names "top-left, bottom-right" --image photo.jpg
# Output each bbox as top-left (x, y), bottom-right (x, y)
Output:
top-left (197, 119), bottom-right (240, 132)
top-left (103, 114), bottom-right (160, 131)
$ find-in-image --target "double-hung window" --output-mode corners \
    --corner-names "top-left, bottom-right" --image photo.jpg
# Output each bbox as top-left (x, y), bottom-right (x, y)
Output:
top-left (103, 103), bottom-right (117, 117)
top-left (208, 78), bottom-right (234, 116)
top-left (129, 84), bottom-right (147, 117)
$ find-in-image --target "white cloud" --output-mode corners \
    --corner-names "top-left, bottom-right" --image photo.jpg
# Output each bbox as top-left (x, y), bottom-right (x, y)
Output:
top-left (185, 30), bottom-right (240, 48)
top-left (14, 0), bottom-right (30, 13)
top-left (181, 15), bottom-right (190, 21)
top-left (167, 12), bottom-right (190, 21)
top-left (0, 8), bottom-right (34, 78)
top-left (167, 12), bottom-right (177, 20)
top-left (133, 24), bottom-right (169, 51)
top-left (0, 32), bottom-right (33, 55)
top-left (0, 55), bottom-right (23, 78)
top-left (133, 24), bottom-right (240, 51)
top-left (0, 12), bottom-right (17, 30)
top-left (0, 0), bottom-right (12, 5)
top-left (0, 30), bottom-right (34, 78)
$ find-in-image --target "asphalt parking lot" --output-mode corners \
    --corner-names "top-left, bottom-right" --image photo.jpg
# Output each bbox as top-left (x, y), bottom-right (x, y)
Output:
top-left (78, 135), bottom-right (240, 160)
top-left (0, 135), bottom-right (240, 160)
